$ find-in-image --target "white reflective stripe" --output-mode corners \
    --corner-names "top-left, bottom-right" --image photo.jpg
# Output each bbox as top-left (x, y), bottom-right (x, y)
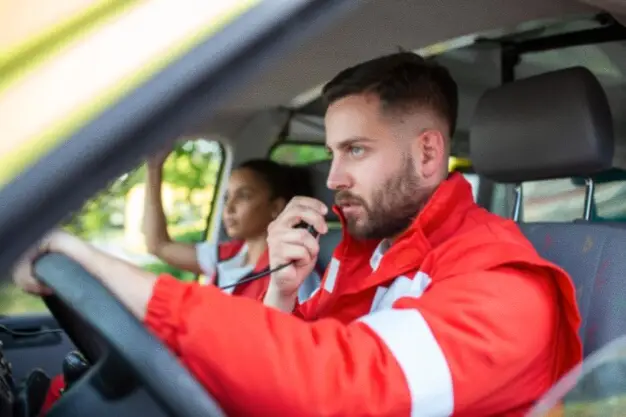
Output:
top-left (359, 309), bottom-right (454, 417)
top-left (370, 272), bottom-right (432, 312)
top-left (411, 271), bottom-right (432, 295)
top-left (196, 241), bottom-right (218, 280)
top-left (323, 258), bottom-right (340, 293)
top-left (369, 239), bottom-right (390, 271)
top-left (369, 286), bottom-right (388, 312)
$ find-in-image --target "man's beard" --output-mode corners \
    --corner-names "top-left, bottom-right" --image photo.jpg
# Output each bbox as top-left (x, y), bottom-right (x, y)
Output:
top-left (336, 156), bottom-right (428, 240)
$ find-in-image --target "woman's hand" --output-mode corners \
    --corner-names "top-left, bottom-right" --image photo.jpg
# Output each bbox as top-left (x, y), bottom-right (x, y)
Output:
top-left (146, 146), bottom-right (172, 170)
top-left (12, 230), bottom-right (79, 296)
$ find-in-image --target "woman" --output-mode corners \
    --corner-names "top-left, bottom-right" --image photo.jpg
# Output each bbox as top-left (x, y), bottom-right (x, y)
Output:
top-left (143, 153), bottom-right (322, 301)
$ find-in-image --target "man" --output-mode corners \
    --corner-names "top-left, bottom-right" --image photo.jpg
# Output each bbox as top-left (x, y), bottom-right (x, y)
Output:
top-left (14, 52), bottom-right (581, 416)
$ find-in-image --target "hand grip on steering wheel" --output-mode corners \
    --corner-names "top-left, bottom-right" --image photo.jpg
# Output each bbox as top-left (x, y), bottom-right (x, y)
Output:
top-left (33, 253), bottom-right (226, 417)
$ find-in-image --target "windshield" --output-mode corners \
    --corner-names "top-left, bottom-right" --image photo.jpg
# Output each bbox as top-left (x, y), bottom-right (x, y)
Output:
top-left (529, 335), bottom-right (626, 416)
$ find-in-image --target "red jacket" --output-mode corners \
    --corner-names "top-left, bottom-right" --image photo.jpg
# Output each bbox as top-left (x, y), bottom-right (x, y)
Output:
top-left (141, 173), bottom-right (581, 416)
top-left (39, 243), bottom-right (274, 414)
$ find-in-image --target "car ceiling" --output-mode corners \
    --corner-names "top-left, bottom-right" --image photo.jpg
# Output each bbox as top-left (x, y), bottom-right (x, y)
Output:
top-left (181, 0), bottom-right (626, 168)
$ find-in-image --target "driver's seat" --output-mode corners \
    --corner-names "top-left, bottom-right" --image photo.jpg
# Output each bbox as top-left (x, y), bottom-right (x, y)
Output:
top-left (471, 67), bottom-right (626, 399)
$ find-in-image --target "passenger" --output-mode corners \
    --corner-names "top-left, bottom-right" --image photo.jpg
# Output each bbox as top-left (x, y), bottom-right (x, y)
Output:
top-left (143, 155), bottom-right (322, 301)
top-left (15, 52), bottom-right (582, 416)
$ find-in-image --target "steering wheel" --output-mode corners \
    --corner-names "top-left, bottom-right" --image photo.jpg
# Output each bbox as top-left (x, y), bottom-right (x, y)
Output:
top-left (33, 253), bottom-right (226, 417)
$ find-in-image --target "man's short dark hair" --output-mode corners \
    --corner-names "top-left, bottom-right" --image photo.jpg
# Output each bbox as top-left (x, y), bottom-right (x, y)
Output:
top-left (322, 52), bottom-right (458, 136)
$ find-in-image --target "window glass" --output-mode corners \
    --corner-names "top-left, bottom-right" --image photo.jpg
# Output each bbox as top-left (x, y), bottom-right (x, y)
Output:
top-left (489, 182), bottom-right (511, 218)
top-left (1, 138), bottom-right (224, 315)
top-left (521, 178), bottom-right (626, 223)
top-left (270, 143), bottom-right (329, 165)
top-left (522, 179), bottom-right (584, 222)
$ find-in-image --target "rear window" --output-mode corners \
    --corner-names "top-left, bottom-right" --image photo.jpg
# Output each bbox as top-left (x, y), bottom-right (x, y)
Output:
top-left (270, 143), bottom-right (329, 165)
top-left (522, 177), bottom-right (626, 222)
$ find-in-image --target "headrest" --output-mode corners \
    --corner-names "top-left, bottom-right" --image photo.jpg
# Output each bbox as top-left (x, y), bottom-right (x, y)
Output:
top-left (470, 67), bottom-right (614, 183)
top-left (304, 160), bottom-right (339, 222)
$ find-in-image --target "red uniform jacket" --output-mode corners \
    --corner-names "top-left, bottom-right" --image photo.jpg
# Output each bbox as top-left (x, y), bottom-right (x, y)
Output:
top-left (145, 173), bottom-right (581, 415)
top-left (198, 240), bottom-right (272, 301)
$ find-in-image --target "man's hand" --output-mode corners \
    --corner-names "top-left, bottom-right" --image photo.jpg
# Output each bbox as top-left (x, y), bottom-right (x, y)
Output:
top-left (12, 230), bottom-right (79, 296)
top-left (13, 229), bottom-right (157, 319)
top-left (264, 197), bottom-right (328, 312)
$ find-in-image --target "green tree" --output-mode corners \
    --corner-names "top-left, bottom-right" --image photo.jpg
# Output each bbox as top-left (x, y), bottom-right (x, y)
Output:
top-left (63, 139), bottom-right (222, 240)
top-left (270, 143), bottom-right (330, 165)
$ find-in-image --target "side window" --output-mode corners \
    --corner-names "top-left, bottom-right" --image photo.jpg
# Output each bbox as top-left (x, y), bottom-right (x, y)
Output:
top-left (521, 178), bottom-right (626, 223)
top-left (270, 142), bottom-right (329, 165)
top-left (0, 138), bottom-right (224, 315)
top-left (522, 179), bottom-right (584, 222)
top-left (594, 182), bottom-right (626, 222)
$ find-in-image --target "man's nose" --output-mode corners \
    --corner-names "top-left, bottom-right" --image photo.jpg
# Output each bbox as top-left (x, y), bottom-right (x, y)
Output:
top-left (326, 160), bottom-right (352, 190)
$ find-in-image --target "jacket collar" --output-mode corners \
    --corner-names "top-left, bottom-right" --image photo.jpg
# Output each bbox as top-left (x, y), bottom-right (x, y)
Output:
top-left (221, 240), bottom-right (270, 273)
top-left (330, 172), bottom-right (476, 294)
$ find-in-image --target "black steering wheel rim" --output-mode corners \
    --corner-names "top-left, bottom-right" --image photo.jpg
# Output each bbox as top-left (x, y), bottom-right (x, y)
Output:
top-left (33, 252), bottom-right (225, 417)
top-left (43, 294), bottom-right (105, 365)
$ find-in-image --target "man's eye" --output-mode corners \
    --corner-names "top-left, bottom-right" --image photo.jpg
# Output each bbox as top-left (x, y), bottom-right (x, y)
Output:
top-left (349, 146), bottom-right (364, 157)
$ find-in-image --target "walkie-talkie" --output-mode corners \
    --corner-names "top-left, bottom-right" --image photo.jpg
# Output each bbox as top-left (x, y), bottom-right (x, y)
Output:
top-left (218, 221), bottom-right (320, 289)
top-left (295, 221), bottom-right (319, 238)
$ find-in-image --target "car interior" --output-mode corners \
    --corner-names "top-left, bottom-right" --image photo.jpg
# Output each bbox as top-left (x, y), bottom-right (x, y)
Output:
top-left (4, 0), bottom-right (626, 416)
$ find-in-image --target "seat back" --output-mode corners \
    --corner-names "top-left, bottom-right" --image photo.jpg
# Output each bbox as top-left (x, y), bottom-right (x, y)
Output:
top-left (521, 222), bottom-right (626, 398)
top-left (471, 67), bottom-right (624, 398)
top-left (520, 223), bottom-right (626, 356)
top-left (304, 160), bottom-right (341, 270)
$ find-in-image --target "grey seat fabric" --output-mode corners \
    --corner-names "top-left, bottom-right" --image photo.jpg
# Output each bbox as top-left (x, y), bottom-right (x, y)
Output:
top-left (521, 222), bottom-right (626, 399)
top-left (520, 223), bottom-right (626, 356)
top-left (471, 67), bottom-right (624, 399)
top-left (303, 160), bottom-right (341, 270)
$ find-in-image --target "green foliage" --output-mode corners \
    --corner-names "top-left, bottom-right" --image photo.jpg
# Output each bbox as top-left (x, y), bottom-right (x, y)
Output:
top-left (270, 143), bottom-right (329, 166)
top-left (63, 140), bottom-right (222, 240)
top-left (143, 261), bottom-right (196, 282)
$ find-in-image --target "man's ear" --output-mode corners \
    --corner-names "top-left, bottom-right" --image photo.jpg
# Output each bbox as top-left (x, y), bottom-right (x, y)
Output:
top-left (416, 129), bottom-right (446, 179)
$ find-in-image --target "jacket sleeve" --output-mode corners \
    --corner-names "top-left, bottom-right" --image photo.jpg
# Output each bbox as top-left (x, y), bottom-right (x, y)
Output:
top-left (374, 265), bottom-right (571, 415)
top-left (144, 264), bottom-right (568, 416)
top-left (145, 276), bottom-right (411, 417)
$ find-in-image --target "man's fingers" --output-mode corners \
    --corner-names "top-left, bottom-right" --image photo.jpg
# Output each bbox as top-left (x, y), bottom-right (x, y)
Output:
top-left (285, 197), bottom-right (328, 216)
top-left (272, 208), bottom-right (328, 235)
top-left (12, 250), bottom-right (53, 296)
top-left (268, 228), bottom-right (319, 258)
top-left (270, 242), bottom-right (314, 267)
